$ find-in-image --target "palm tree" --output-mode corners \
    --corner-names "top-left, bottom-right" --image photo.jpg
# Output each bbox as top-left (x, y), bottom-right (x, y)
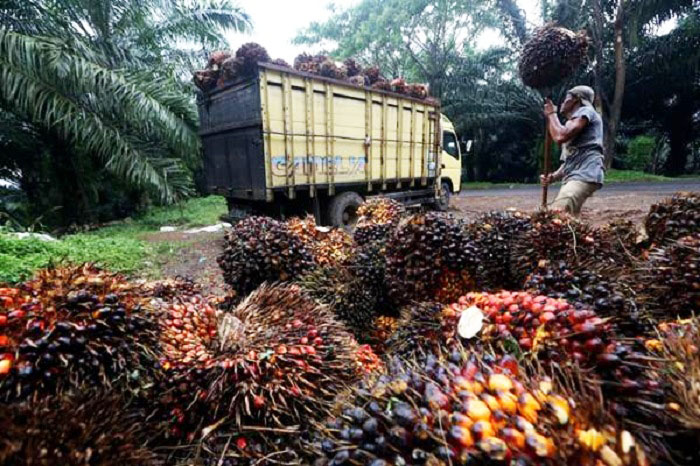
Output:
top-left (0, 0), bottom-right (250, 223)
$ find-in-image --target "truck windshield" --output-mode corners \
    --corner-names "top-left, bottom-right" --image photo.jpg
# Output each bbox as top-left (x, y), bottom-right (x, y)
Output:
top-left (443, 131), bottom-right (459, 158)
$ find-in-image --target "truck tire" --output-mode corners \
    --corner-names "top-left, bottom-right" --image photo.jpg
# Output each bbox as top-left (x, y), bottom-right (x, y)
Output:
top-left (438, 181), bottom-right (452, 211)
top-left (328, 192), bottom-right (364, 231)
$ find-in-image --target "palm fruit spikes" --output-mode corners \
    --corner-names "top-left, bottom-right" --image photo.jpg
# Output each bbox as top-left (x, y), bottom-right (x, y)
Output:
top-left (644, 192), bottom-right (699, 246)
top-left (385, 212), bottom-right (477, 304)
top-left (353, 197), bottom-right (405, 246)
top-left (518, 24), bottom-right (589, 90)
top-left (218, 216), bottom-right (315, 296)
top-left (314, 352), bottom-right (647, 465)
top-left (287, 215), bottom-right (356, 267)
top-left (296, 266), bottom-right (380, 338)
top-left (0, 264), bottom-right (158, 401)
top-left (0, 392), bottom-right (158, 465)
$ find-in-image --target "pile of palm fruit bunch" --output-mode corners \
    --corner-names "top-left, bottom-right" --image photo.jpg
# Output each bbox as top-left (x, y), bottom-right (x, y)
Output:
top-left (518, 23), bottom-right (590, 90)
top-left (193, 43), bottom-right (433, 99)
top-left (217, 216), bottom-right (315, 297)
top-left (313, 351), bottom-right (648, 465)
top-left (385, 212), bottom-right (478, 304)
top-left (0, 264), bottom-right (159, 401)
top-left (353, 198), bottom-right (405, 246)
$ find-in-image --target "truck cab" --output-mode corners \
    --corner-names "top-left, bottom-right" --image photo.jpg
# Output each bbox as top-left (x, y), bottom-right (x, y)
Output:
top-left (439, 114), bottom-right (462, 206)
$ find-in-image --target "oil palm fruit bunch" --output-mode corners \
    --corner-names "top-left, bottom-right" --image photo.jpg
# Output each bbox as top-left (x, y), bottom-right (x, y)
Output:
top-left (518, 24), bottom-right (589, 90)
top-left (463, 210), bottom-right (533, 290)
top-left (644, 192), bottom-right (699, 246)
top-left (343, 58), bottom-right (363, 77)
top-left (0, 392), bottom-right (157, 465)
top-left (510, 211), bottom-right (607, 286)
top-left (0, 265), bottom-right (158, 401)
top-left (350, 241), bottom-right (388, 300)
top-left (160, 284), bottom-right (360, 439)
top-left (296, 267), bottom-right (380, 338)
top-left (354, 198), bottom-right (405, 246)
top-left (271, 58), bottom-right (290, 67)
top-left (314, 352), bottom-right (647, 465)
top-left (235, 42), bottom-right (270, 76)
top-left (218, 216), bottom-right (315, 296)
top-left (385, 212), bottom-right (477, 304)
top-left (635, 234), bottom-right (700, 318)
top-left (523, 260), bottom-right (645, 336)
top-left (367, 315), bottom-right (399, 353)
top-left (363, 65), bottom-right (382, 84)
top-left (287, 216), bottom-right (356, 267)
top-left (408, 83), bottom-right (429, 99)
top-left (372, 79), bottom-right (392, 91)
top-left (319, 58), bottom-right (347, 80)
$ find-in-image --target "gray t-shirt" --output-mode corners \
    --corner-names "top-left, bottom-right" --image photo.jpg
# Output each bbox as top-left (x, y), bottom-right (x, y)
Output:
top-left (561, 106), bottom-right (605, 185)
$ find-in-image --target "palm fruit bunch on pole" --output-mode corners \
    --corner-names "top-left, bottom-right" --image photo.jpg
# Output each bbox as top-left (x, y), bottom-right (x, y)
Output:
top-left (0, 392), bottom-right (158, 465)
top-left (0, 264), bottom-right (158, 402)
top-left (313, 352), bottom-right (648, 465)
top-left (509, 211), bottom-right (619, 286)
top-left (296, 266), bottom-right (380, 338)
top-left (353, 198), bottom-right (405, 246)
top-left (523, 260), bottom-right (645, 336)
top-left (518, 24), bottom-right (590, 90)
top-left (385, 212), bottom-right (477, 305)
top-left (156, 284), bottom-right (361, 444)
top-left (287, 216), bottom-right (356, 267)
top-left (462, 210), bottom-right (533, 290)
top-left (218, 216), bottom-right (315, 296)
top-left (643, 192), bottom-right (699, 247)
top-left (634, 234), bottom-right (700, 318)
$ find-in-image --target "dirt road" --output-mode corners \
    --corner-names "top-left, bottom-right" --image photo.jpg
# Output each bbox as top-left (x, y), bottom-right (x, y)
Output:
top-left (453, 180), bottom-right (700, 225)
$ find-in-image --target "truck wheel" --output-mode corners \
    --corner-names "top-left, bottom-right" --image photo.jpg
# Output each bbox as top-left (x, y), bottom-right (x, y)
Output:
top-left (328, 192), bottom-right (363, 231)
top-left (438, 181), bottom-right (452, 211)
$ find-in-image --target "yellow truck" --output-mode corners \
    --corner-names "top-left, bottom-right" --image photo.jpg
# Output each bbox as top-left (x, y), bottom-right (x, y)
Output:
top-left (197, 62), bottom-right (463, 227)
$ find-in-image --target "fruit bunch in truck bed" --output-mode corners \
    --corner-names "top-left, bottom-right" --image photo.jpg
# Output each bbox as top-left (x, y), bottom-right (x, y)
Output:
top-left (193, 42), bottom-right (432, 100)
top-left (1, 192), bottom-right (700, 465)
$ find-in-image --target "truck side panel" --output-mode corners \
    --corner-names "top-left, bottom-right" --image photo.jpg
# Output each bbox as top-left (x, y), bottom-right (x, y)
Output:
top-left (260, 66), bottom-right (439, 193)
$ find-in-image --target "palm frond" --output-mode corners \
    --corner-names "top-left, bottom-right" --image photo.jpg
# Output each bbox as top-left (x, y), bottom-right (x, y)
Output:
top-left (0, 29), bottom-right (194, 201)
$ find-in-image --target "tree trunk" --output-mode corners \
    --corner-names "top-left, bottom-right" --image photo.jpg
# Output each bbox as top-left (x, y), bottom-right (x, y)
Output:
top-left (591, 0), bottom-right (605, 111)
top-left (604, 0), bottom-right (626, 169)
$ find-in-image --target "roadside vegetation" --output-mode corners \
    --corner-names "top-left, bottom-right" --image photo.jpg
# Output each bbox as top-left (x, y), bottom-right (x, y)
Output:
top-left (0, 196), bottom-right (226, 283)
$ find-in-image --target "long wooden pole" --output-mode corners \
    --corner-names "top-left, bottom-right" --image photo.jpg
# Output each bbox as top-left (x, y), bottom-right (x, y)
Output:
top-left (542, 121), bottom-right (552, 208)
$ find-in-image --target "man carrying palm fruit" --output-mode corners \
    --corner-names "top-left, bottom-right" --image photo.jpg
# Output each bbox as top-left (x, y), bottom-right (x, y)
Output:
top-left (540, 85), bottom-right (605, 216)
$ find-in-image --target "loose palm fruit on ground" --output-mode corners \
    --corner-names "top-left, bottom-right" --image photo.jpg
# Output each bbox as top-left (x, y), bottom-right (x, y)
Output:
top-left (385, 212), bottom-right (477, 304)
top-left (518, 24), bottom-right (589, 90)
top-left (218, 216), bottom-right (315, 296)
top-left (0, 392), bottom-right (158, 465)
top-left (354, 198), bottom-right (405, 246)
top-left (287, 216), bottom-right (355, 267)
top-left (463, 210), bottom-right (533, 290)
top-left (313, 352), bottom-right (647, 465)
top-left (0, 264), bottom-right (158, 401)
top-left (644, 192), bottom-right (699, 247)
top-left (635, 234), bottom-right (700, 318)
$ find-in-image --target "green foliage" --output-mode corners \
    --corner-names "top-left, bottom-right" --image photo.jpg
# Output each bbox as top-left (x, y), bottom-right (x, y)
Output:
top-left (0, 0), bottom-right (250, 226)
top-left (0, 232), bottom-right (147, 283)
top-left (624, 135), bottom-right (656, 171)
top-left (0, 195), bottom-right (226, 283)
top-left (605, 169), bottom-right (673, 183)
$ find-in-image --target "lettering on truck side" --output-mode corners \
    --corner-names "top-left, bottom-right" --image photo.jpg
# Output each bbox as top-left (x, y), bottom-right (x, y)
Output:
top-left (270, 151), bottom-right (437, 177)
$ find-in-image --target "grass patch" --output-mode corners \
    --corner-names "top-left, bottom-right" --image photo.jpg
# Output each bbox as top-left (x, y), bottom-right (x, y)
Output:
top-left (0, 196), bottom-right (227, 283)
top-left (461, 181), bottom-right (533, 190)
top-left (605, 169), bottom-right (672, 183)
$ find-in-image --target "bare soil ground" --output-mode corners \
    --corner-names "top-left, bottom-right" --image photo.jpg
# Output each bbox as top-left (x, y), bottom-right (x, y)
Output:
top-left (152, 181), bottom-right (699, 294)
